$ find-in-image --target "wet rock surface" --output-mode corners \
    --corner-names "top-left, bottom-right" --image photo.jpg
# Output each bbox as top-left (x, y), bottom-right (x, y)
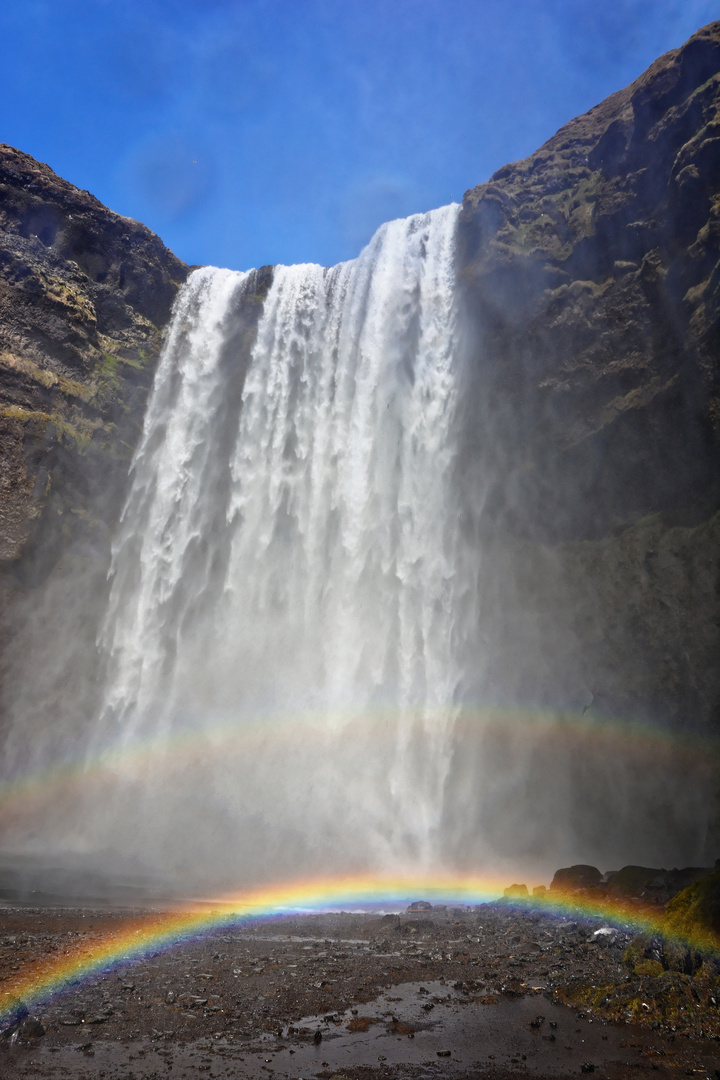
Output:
top-left (1, 904), bottom-right (719, 1079)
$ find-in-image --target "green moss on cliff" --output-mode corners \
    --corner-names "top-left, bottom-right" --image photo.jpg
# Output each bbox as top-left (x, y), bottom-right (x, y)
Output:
top-left (662, 868), bottom-right (720, 949)
top-left (0, 405), bottom-right (95, 452)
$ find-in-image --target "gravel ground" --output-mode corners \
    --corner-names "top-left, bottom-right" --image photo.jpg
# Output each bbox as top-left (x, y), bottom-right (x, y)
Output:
top-left (1, 904), bottom-right (719, 1078)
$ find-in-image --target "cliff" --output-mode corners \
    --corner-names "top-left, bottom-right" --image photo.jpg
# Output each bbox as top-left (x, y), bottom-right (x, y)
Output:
top-left (0, 144), bottom-right (190, 567)
top-left (455, 22), bottom-right (720, 744)
top-left (458, 20), bottom-right (720, 540)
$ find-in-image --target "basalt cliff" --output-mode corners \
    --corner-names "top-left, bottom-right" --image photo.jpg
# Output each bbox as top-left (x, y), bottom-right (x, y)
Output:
top-left (453, 20), bottom-right (720, 749)
top-left (0, 24), bottom-right (718, 838)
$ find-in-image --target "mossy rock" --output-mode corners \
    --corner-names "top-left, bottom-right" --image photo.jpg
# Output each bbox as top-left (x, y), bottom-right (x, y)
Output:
top-left (634, 958), bottom-right (664, 977)
top-left (623, 934), bottom-right (653, 972)
top-left (662, 939), bottom-right (694, 973)
top-left (662, 867), bottom-right (720, 951)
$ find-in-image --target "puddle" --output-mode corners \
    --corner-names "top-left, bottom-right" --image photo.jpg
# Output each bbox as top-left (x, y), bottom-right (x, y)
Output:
top-left (5, 981), bottom-right (716, 1078)
top-left (262, 981), bottom-right (691, 1076)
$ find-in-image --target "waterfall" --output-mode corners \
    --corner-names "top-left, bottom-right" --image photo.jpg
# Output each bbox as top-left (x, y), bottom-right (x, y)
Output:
top-left (1, 201), bottom-right (710, 888)
top-left (96, 204), bottom-right (466, 876)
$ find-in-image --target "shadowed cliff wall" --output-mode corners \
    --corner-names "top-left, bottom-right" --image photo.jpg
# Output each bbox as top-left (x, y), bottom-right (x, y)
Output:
top-left (455, 22), bottom-right (720, 757)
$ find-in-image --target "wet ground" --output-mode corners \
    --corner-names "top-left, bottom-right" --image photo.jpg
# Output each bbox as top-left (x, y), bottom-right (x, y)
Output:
top-left (1, 904), bottom-right (719, 1078)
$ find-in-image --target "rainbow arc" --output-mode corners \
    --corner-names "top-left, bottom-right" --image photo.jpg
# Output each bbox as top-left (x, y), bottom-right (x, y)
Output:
top-left (1, 872), bottom-right (716, 1024)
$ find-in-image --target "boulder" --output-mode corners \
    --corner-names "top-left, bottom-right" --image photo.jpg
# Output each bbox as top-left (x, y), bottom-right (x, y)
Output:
top-left (662, 866), bottom-right (720, 947)
top-left (549, 865), bottom-right (603, 892)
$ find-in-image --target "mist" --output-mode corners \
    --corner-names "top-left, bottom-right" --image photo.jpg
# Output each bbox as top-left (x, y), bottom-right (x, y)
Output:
top-left (0, 197), bottom-right (713, 906)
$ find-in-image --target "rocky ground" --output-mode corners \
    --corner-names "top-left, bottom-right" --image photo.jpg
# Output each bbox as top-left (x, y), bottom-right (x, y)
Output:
top-left (1, 901), bottom-right (719, 1079)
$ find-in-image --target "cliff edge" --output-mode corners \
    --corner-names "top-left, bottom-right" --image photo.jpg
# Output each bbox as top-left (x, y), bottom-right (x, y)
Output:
top-left (452, 22), bottom-right (720, 749)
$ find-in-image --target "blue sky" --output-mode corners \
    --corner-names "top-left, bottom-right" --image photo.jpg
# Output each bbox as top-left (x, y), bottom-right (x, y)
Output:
top-left (1, 0), bottom-right (717, 271)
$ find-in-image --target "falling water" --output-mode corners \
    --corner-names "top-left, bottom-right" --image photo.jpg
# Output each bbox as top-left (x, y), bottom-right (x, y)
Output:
top-left (96, 204), bottom-right (466, 875)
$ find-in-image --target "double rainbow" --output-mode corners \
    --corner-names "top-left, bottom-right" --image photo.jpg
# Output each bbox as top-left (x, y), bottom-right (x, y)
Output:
top-left (0, 708), bottom-right (717, 1024)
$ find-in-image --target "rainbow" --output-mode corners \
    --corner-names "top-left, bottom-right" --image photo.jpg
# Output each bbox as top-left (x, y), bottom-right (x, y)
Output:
top-left (0, 710), bottom-right (717, 1025)
top-left (1, 871), bottom-right (717, 1026)
top-left (0, 704), bottom-right (712, 821)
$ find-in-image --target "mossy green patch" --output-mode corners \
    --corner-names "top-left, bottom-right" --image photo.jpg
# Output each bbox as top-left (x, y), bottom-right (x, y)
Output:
top-left (662, 868), bottom-right (720, 951)
top-left (554, 965), bottom-right (720, 1035)
top-left (0, 405), bottom-right (94, 453)
top-left (0, 352), bottom-right (90, 401)
top-left (43, 274), bottom-right (96, 324)
top-left (623, 933), bottom-right (653, 972)
top-left (634, 958), bottom-right (664, 976)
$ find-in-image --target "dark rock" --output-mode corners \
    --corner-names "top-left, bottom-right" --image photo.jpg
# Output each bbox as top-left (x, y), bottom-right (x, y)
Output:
top-left (456, 20), bottom-right (720, 748)
top-left (550, 865), bottom-right (603, 892)
top-left (16, 1016), bottom-right (45, 1039)
top-left (606, 864), bottom-right (712, 901)
top-left (605, 865), bottom-right (664, 896)
top-left (0, 1003), bottom-right (28, 1037)
top-left (407, 900), bottom-right (433, 911)
top-left (662, 866), bottom-right (720, 946)
top-left (503, 883), bottom-right (529, 899)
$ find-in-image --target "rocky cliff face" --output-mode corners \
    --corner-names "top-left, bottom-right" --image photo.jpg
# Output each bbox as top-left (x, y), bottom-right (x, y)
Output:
top-left (458, 20), bottom-right (719, 538)
top-left (0, 144), bottom-right (190, 567)
top-left (455, 22), bottom-right (720, 746)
